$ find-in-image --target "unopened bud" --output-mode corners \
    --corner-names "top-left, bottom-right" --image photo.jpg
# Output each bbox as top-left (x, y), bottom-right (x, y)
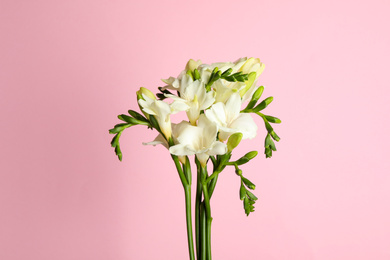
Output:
top-left (239, 72), bottom-right (256, 97)
top-left (185, 59), bottom-right (201, 71)
top-left (244, 151), bottom-right (258, 160)
top-left (242, 177), bottom-right (256, 190)
top-left (227, 133), bottom-right (243, 152)
top-left (137, 87), bottom-right (155, 101)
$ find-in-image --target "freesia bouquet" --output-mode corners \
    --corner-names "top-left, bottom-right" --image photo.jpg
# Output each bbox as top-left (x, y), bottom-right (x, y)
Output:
top-left (109, 57), bottom-right (281, 260)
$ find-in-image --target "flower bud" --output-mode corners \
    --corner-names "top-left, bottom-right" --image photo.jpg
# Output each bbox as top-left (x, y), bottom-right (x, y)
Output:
top-left (227, 132), bottom-right (243, 152)
top-left (242, 177), bottom-right (256, 190)
top-left (239, 57), bottom-right (265, 78)
top-left (245, 86), bottom-right (264, 110)
top-left (185, 59), bottom-right (201, 71)
top-left (239, 184), bottom-right (246, 200)
top-left (136, 87), bottom-right (156, 119)
top-left (244, 151), bottom-right (258, 160)
top-left (137, 87), bottom-right (156, 101)
top-left (252, 96), bottom-right (273, 112)
top-left (239, 72), bottom-right (256, 97)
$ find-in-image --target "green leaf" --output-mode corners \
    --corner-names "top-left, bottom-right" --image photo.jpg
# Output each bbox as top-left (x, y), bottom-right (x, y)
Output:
top-left (252, 96), bottom-right (273, 112)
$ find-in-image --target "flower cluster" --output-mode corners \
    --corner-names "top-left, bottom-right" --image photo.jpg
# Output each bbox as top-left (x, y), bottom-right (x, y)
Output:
top-left (141, 58), bottom-right (267, 162)
top-left (109, 57), bottom-right (281, 260)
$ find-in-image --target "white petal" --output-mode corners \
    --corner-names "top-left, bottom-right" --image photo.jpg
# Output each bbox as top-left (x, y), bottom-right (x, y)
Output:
top-left (170, 100), bottom-right (190, 113)
top-left (169, 144), bottom-right (196, 156)
top-left (198, 115), bottom-right (218, 147)
top-left (176, 124), bottom-right (202, 147)
top-left (142, 134), bottom-right (169, 149)
top-left (199, 91), bottom-right (215, 110)
top-left (229, 113), bottom-right (258, 139)
top-left (225, 93), bottom-right (242, 124)
top-left (207, 141), bottom-right (227, 156)
top-left (196, 153), bottom-right (209, 167)
top-left (172, 121), bottom-right (191, 139)
top-left (205, 102), bottom-right (226, 127)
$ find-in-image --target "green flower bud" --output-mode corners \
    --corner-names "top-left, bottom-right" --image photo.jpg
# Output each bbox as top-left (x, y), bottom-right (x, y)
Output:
top-left (227, 132), bottom-right (243, 152)
top-left (136, 87), bottom-right (155, 101)
top-left (239, 72), bottom-right (256, 97)
top-left (244, 151), bottom-right (258, 160)
top-left (245, 86), bottom-right (264, 110)
top-left (252, 96), bottom-right (273, 112)
top-left (240, 184), bottom-right (246, 200)
top-left (193, 69), bottom-right (200, 80)
top-left (242, 177), bottom-right (256, 190)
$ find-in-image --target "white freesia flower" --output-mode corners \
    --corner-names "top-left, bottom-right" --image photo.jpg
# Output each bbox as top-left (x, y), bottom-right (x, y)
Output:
top-left (143, 121), bottom-right (191, 148)
top-left (169, 115), bottom-right (227, 166)
top-left (138, 93), bottom-right (173, 139)
top-left (205, 92), bottom-right (258, 141)
top-left (213, 79), bottom-right (246, 103)
top-left (166, 74), bottom-right (215, 125)
top-left (161, 70), bottom-right (185, 91)
top-left (143, 121), bottom-right (191, 164)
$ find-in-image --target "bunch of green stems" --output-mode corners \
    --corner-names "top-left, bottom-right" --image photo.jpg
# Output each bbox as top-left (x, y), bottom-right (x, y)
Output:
top-left (171, 146), bottom-right (231, 260)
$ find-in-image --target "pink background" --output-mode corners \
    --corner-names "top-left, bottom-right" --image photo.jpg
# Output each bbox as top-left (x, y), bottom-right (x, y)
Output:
top-left (1, 0), bottom-right (389, 259)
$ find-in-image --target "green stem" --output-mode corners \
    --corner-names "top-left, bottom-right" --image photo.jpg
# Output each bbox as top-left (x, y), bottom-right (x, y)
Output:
top-left (207, 174), bottom-right (218, 198)
top-left (200, 202), bottom-right (207, 260)
top-left (184, 186), bottom-right (195, 260)
top-left (195, 158), bottom-right (202, 259)
top-left (171, 155), bottom-right (194, 260)
top-left (171, 155), bottom-right (188, 187)
top-left (202, 182), bottom-right (212, 260)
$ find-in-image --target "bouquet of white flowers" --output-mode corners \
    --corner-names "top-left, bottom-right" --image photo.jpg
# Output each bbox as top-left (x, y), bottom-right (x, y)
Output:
top-left (109, 57), bottom-right (281, 260)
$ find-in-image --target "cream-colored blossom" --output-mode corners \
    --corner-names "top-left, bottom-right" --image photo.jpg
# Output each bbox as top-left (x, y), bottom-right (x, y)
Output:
top-left (205, 93), bottom-right (258, 141)
top-left (169, 115), bottom-right (227, 166)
